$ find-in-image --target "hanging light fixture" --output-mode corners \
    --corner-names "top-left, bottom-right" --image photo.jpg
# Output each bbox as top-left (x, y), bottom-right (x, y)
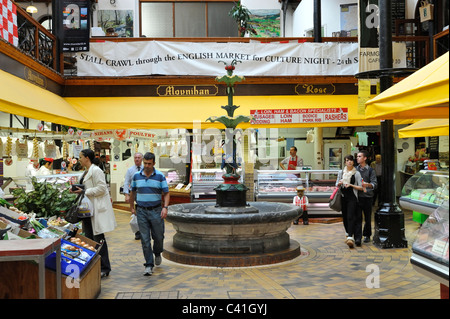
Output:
top-left (26, 1), bottom-right (38, 14)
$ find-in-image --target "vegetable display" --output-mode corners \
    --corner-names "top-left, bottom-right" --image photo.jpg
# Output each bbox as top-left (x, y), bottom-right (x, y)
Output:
top-left (12, 177), bottom-right (78, 218)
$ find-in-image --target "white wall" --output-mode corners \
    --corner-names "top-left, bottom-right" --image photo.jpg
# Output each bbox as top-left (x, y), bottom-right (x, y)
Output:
top-left (292, 0), bottom-right (357, 37)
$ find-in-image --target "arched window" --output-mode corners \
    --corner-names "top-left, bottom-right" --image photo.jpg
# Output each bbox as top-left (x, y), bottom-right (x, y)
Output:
top-left (38, 14), bottom-right (52, 32)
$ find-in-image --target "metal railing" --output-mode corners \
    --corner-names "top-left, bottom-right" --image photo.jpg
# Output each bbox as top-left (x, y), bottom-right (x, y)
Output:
top-left (14, 4), bottom-right (57, 71)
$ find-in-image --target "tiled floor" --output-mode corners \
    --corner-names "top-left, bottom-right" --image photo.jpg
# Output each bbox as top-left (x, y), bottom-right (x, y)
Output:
top-left (98, 205), bottom-right (441, 299)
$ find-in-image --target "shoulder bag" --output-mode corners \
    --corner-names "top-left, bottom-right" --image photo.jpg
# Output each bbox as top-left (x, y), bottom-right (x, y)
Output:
top-left (329, 186), bottom-right (342, 212)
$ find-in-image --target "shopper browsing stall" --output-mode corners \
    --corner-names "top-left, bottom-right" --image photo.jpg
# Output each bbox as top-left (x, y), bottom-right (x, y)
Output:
top-left (338, 155), bottom-right (364, 248)
top-left (130, 152), bottom-right (170, 276)
top-left (73, 149), bottom-right (117, 278)
top-left (280, 146), bottom-right (303, 170)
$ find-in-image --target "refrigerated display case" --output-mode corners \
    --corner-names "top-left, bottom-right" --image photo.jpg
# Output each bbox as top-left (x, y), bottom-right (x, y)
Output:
top-left (255, 169), bottom-right (341, 215)
top-left (410, 201), bottom-right (449, 287)
top-left (399, 170), bottom-right (449, 215)
top-left (191, 169), bottom-right (244, 202)
top-left (324, 143), bottom-right (347, 171)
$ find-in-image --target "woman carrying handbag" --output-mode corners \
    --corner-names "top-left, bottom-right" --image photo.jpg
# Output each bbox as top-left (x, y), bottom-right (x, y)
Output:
top-left (337, 155), bottom-right (364, 248)
top-left (72, 149), bottom-right (117, 277)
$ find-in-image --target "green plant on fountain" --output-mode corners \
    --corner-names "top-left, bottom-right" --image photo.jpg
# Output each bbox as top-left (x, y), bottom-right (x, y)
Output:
top-left (206, 60), bottom-right (252, 193)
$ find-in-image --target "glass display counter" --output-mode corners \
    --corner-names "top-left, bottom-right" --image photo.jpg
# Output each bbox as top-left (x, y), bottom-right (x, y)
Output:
top-left (399, 170), bottom-right (449, 215)
top-left (191, 169), bottom-right (244, 202)
top-left (410, 201), bottom-right (449, 287)
top-left (159, 168), bottom-right (185, 188)
top-left (255, 169), bottom-right (341, 215)
top-left (160, 168), bottom-right (190, 205)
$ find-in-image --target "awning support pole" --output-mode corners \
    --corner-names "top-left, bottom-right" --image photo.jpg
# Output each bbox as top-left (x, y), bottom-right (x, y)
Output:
top-left (373, 0), bottom-right (408, 249)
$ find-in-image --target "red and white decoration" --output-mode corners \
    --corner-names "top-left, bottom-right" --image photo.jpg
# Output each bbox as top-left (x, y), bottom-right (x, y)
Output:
top-left (0, 0), bottom-right (18, 47)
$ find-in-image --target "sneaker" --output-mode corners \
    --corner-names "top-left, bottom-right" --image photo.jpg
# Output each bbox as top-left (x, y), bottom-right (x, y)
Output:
top-left (346, 237), bottom-right (355, 248)
top-left (355, 239), bottom-right (362, 247)
top-left (155, 254), bottom-right (162, 266)
top-left (143, 266), bottom-right (153, 276)
top-left (363, 236), bottom-right (370, 243)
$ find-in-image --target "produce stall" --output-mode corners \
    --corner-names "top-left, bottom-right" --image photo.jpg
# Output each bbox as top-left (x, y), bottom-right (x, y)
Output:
top-left (0, 174), bottom-right (102, 299)
top-left (255, 169), bottom-right (341, 216)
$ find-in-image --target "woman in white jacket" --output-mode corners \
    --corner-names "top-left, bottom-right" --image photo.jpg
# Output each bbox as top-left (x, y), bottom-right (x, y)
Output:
top-left (75, 149), bottom-right (117, 277)
top-left (337, 155), bottom-right (364, 248)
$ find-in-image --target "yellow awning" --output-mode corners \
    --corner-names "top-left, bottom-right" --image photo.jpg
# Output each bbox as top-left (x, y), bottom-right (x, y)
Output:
top-left (365, 52), bottom-right (449, 119)
top-left (64, 95), bottom-right (413, 130)
top-left (398, 119), bottom-right (449, 138)
top-left (0, 68), bottom-right (413, 130)
top-left (0, 69), bottom-right (91, 129)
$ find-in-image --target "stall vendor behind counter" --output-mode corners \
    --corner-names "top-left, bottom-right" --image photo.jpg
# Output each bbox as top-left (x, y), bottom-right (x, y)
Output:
top-left (280, 146), bottom-right (303, 170)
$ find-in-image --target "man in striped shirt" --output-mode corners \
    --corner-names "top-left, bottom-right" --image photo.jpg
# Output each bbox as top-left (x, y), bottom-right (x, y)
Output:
top-left (130, 152), bottom-right (170, 276)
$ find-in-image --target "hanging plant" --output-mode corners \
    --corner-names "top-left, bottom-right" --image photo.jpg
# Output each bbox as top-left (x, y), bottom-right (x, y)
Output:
top-left (229, 2), bottom-right (257, 37)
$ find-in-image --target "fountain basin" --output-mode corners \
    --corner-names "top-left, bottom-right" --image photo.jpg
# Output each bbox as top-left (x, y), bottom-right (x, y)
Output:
top-left (164, 202), bottom-right (302, 266)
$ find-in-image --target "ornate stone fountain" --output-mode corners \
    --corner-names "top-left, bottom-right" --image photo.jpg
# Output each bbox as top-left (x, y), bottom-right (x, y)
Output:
top-left (163, 61), bottom-right (302, 267)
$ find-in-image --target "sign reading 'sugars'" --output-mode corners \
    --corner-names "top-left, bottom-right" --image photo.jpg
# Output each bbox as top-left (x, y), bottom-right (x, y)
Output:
top-left (250, 108), bottom-right (348, 125)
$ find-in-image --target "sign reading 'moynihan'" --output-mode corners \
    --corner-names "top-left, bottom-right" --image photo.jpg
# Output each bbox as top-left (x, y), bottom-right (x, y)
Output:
top-left (76, 41), bottom-right (406, 77)
top-left (157, 85), bottom-right (218, 97)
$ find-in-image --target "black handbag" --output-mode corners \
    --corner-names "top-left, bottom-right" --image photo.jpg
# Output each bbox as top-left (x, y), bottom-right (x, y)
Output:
top-left (65, 192), bottom-right (84, 224)
top-left (329, 186), bottom-right (342, 212)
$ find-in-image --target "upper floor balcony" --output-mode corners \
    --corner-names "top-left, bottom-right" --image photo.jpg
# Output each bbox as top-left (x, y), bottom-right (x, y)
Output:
top-left (1, 0), bottom-right (448, 86)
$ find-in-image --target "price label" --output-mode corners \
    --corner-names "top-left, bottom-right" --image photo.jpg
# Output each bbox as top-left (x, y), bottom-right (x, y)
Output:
top-left (175, 183), bottom-right (184, 190)
top-left (431, 239), bottom-right (448, 256)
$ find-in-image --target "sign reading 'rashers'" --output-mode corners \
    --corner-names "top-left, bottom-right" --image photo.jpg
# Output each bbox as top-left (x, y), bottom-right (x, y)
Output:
top-left (76, 41), bottom-right (374, 77)
top-left (250, 108), bottom-right (349, 125)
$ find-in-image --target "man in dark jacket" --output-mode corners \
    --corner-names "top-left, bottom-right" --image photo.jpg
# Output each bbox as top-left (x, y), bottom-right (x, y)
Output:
top-left (356, 150), bottom-right (377, 245)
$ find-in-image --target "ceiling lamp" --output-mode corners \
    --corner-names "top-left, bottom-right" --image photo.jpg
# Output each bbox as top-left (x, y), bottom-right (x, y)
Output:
top-left (26, 2), bottom-right (38, 14)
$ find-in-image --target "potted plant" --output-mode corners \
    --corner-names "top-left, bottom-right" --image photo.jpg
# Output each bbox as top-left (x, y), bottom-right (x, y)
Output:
top-left (229, 2), bottom-right (257, 37)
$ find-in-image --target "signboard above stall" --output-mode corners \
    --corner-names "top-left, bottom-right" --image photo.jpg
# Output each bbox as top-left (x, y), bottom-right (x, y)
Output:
top-left (250, 108), bottom-right (348, 125)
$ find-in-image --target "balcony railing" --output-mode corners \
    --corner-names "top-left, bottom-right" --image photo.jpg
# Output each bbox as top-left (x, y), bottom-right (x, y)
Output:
top-left (15, 4), bottom-right (57, 71)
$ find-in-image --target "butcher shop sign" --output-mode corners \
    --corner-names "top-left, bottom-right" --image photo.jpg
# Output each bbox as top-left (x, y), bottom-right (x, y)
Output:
top-left (250, 108), bottom-right (348, 125)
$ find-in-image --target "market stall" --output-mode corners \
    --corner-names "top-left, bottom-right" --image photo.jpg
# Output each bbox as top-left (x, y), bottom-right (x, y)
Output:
top-left (399, 170), bottom-right (449, 221)
top-left (0, 175), bottom-right (102, 299)
top-left (410, 201), bottom-right (449, 298)
top-left (255, 169), bottom-right (341, 216)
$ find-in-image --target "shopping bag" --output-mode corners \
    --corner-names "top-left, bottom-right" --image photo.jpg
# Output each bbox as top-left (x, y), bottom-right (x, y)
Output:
top-left (329, 187), bottom-right (342, 212)
top-left (78, 195), bottom-right (93, 218)
top-left (130, 214), bottom-right (139, 234)
top-left (419, 0), bottom-right (434, 22)
top-left (65, 193), bottom-right (83, 224)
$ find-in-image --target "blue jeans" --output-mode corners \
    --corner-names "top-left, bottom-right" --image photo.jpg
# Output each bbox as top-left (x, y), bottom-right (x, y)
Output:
top-left (136, 206), bottom-right (165, 267)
